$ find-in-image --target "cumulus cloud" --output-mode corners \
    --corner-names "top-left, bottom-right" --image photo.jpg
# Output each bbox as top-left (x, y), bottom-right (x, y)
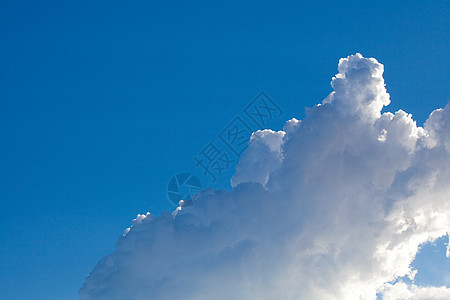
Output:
top-left (381, 282), bottom-right (450, 300)
top-left (79, 53), bottom-right (450, 300)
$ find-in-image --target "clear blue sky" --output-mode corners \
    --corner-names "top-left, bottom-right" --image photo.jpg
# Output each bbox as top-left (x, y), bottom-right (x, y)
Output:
top-left (0, 1), bottom-right (448, 299)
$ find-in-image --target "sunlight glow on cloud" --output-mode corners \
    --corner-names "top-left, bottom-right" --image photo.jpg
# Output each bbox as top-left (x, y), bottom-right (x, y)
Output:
top-left (79, 54), bottom-right (450, 300)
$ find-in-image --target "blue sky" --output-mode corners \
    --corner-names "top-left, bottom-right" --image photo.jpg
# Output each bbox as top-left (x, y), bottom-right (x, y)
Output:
top-left (0, 1), bottom-right (449, 299)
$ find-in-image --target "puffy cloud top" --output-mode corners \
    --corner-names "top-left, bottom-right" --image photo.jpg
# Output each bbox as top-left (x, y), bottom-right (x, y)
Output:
top-left (324, 53), bottom-right (390, 119)
top-left (80, 54), bottom-right (450, 300)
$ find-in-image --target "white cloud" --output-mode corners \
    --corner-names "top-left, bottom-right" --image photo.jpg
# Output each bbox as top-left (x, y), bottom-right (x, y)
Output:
top-left (79, 54), bottom-right (450, 300)
top-left (231, 129), bottom-right (285, 188)
top-left (381, 281), bottom-right (450, 300)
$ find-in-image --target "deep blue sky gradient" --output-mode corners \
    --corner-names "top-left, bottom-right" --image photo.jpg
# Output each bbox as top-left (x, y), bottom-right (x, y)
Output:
top-left (1, 1), bottom-right (449, 299)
